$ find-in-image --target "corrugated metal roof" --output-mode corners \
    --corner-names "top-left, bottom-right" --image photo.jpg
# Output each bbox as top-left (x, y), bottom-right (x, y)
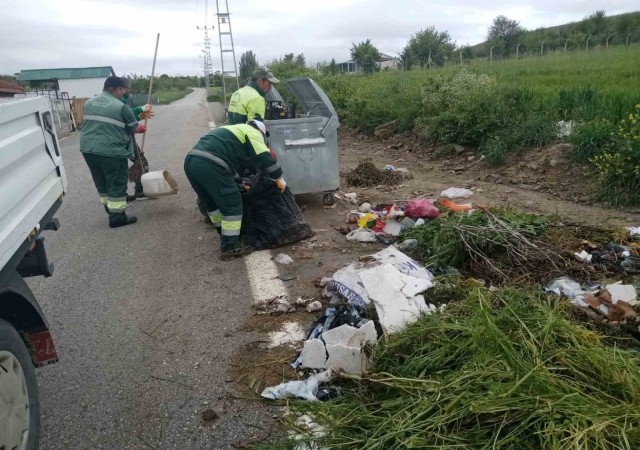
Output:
top-left (0, 79), bottom-right (25, 94)
top-left (18, 66), bottom-right (115, 81)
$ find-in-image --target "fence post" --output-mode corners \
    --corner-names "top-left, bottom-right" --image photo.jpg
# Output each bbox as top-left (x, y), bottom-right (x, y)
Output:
top-left (460, 48), bottom-right (463, 65)
top-left (540, 42), bottom-right (545, 57)
top-left (516, 43), bottom-right (521, 59)
top-left (490, 45), bottom-right (495, 62)
top-left (564, 39), bottom-right (570, 53)
top-left (626, 33), bottom-right (632, 47)
top-left (586, 36), bottom-right (591, 51)
top-left (606, 33), bottom-right (614, 48)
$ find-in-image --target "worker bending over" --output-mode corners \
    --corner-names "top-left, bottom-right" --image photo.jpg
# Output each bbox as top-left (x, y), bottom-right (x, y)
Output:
top-left (227, 67), bottom-right (279, 124)
top-left (184, 120), bottom-right (286, 260)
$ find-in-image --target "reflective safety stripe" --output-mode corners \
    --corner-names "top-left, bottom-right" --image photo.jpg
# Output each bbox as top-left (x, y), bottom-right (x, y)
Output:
top-left (208, 210), bottom-right (222, 226)
top-left (264, 163), bottom-right (281, 174)
top-left (99, 194), bottom-right (108, 205)
top-left (84, 114), bottom-right (126, 128)
top-left (127, 121), bottom-right (138, 127)
top-left (187, 150), bottom-right (234, 173)
top-left (221, 219), bottom-right (242, 236)
top-left (107, 197), bottom-right (127, 212)
top-left (222, 215), bottom-right (242, 222)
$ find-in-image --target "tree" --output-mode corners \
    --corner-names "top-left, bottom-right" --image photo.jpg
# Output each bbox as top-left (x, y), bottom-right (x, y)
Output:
top-left (487, 15), bottom-right (525, 56)
top-left (239, 50), bottom-right (258, 85)
top-left (401, 27), bottom-right (455, 69)
top-left (350, 39), bottom-right (381, 74)
top-left (294, 53), bottom-right (306, 66)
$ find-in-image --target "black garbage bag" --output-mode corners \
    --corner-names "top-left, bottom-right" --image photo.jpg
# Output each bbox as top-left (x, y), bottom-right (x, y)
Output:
top-left (241, 174), bottom-right (314, 250)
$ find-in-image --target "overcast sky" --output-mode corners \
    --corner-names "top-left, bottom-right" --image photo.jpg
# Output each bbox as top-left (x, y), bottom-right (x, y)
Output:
top-left (1, 0), bottom-right (637, 77)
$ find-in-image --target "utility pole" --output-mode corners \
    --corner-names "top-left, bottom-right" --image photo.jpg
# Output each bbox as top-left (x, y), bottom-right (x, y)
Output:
top-left (197, 0), bottom-right (215, 95)
top-left (215, 0), bottom-right (240, 108)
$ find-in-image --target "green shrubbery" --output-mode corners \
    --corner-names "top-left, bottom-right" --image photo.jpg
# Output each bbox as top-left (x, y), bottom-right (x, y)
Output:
top-left (314, 46), bottom-right (640, 203)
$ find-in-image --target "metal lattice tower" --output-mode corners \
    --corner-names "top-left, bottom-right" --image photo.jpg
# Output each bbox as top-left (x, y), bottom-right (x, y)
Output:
top-left (197, 0), bottom-right (215, 92)
top-left (215, 0), bottom-right (239, 106)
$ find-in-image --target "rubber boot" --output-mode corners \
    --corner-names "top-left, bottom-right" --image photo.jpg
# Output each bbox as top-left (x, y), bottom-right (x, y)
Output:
top-left (109, 212), bottom-right (138, 228)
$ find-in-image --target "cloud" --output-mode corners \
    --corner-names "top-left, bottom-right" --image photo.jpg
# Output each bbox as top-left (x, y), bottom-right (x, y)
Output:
top-left (0, 0), bottom-right (638, 76)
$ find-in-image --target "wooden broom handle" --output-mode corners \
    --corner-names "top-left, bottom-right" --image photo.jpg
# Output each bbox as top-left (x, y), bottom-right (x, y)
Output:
top-left (141, 33), bottom-right (160, 153)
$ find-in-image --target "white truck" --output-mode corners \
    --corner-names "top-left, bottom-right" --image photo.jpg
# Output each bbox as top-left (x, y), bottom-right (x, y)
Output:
top-left (0, 96), bottom-right (66, 450)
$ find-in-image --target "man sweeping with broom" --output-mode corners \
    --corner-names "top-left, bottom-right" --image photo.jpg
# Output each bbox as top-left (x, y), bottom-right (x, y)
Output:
top-left (121, 87), bottom-right (153, 201)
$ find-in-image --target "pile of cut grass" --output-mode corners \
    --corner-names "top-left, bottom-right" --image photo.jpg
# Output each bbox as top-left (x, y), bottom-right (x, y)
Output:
top-left (269, 287), bottom-right (640, 450)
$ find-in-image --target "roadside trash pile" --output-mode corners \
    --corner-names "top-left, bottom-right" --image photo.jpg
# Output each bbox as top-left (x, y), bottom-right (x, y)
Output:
top-left (257, 188), bottom-right (640, 448)
top-left (261, 247), bottom-right (440, 401)
top-left (338, 186), bottom-right (475, 244)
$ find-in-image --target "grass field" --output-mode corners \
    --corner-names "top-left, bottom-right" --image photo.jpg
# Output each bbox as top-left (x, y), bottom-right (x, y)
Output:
top-left (317, 45), bottom-right (640, 134)
top-left (154, 88), bottom-right (193, 104)
top-left (315, 46), bottom-right (640, 204)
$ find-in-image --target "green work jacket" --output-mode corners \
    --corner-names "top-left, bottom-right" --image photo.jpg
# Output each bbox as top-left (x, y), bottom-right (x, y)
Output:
top-left (80, 91), bottom-right (139, 159)
top-left (192, 124), bottom-right (282, 178)
top-left (227, 81), bottom-right (266, 125)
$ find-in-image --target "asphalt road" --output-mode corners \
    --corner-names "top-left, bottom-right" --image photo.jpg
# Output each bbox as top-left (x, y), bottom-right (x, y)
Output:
top-left (27, 89), bottom-right (275, 449)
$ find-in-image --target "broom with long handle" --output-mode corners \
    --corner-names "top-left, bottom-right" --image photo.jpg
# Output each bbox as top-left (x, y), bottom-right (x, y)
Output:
top-left (129, 33), bottom-right (160, 182)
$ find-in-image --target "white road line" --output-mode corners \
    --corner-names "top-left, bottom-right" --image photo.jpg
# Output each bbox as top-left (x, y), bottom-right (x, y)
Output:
top-left (244, 250), bottom-right (288, 305)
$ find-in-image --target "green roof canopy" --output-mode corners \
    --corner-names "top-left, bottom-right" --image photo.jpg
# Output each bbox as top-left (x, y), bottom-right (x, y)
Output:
top-left (18, 66), bottom-right (115, 82)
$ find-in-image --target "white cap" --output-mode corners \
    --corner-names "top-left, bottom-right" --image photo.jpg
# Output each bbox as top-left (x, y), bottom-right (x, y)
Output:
top-left (248, 120), bottom-right (267, 136)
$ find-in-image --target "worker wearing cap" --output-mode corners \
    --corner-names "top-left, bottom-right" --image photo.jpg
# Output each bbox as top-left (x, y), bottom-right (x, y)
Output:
top-left (184, 120), bottom-right (286, 260)
top-left (121, 87), bottom-right (154, 200)
top-left (227, 67), bottom-right (279, 125)
top-left (80, 76), bottom-right (147, 228)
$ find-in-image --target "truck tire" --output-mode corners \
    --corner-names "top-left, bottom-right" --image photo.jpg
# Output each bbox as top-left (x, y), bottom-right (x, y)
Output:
top-left (0, 319), bottom-right (40, 450)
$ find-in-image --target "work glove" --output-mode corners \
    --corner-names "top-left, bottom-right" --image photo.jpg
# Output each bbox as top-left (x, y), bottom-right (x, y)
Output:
top-left (275, 177), bottom-right (286, 193)
top-left (135, 124), bottom-right (147, 134)
top-left (142, 104), bottom-right (153, 112)
top-left (139, 110), bottom-right (154, 120)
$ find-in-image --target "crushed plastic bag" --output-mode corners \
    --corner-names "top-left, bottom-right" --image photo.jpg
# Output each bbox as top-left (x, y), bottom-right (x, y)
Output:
top-left (346, 228), bottom-right (377, 242)
top-left (440, 187), bottom-right (474, 199)
top-left (441, 198), bottom-right (473, 212)
top-left (404, 198), bottom-right (439, 219)
top-left (357, 213), bottom-right (378, 229)
top-left (242, 174), bottom-right (314, 249)
top-left (274, 253), bottom-right (294, 265)
top-left (261, 369), bottom-right (333, 401)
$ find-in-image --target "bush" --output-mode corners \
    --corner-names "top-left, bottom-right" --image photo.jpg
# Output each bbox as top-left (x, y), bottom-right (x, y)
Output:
top-left (590, 104), bottom-right (640, 205)
top-left (569, 119), bottom-right (620, 162)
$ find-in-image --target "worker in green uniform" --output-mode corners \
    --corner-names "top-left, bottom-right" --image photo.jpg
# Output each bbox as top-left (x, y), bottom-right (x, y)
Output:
top-left (184, 120), bottom-right (286, 260)
top-left (227, 67), bottom-right (279, 125)
top-left (121, 88), bottom-right (153, 200)
top-left (80, 76), bottom-right (147, 228)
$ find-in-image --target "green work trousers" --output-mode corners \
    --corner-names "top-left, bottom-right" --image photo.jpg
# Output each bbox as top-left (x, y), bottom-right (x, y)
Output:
top-left (184, 155), bottom-right (243, 251)
top-left (82, 152), bottom-right (129, 219)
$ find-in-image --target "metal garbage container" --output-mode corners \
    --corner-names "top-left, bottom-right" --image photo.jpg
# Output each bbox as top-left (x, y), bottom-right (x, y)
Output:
top-left (264, 77), bottom-right (340, 205)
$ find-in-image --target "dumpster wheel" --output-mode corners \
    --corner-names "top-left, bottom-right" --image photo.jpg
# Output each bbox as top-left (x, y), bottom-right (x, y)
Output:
top-left (322, 192), bottom-right (335, 206)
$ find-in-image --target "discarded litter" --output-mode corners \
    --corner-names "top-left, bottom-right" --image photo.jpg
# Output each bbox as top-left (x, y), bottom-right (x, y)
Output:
top-left (395, 238), bottom-right (418, 252)
top-left (556, 120), bottom-right (575, 138)
top-left (261, 369), bottom-right (333, 401)
top-left (346, 159), bottom-right (405, 187)
top-left (574, 250), bottom-right (593, 263)
top-left (627, 227), bottom-right (640, 237)
top-left (346, 228), bottom-right (377, 242)
top-left (274, 253), bottom-right (294, 265)
top-left (404, 198), bottom-right (439, 219)
top-left (440, 198), bottom-right (473, 211)
top-left (440, 187), bottom-right (474, 199)
top-left (254, 295), bottom-right (296, 315)
top-left (306, 300), bottom-right (323, 313)
top-left (358, 202), bottom-right (372, 213)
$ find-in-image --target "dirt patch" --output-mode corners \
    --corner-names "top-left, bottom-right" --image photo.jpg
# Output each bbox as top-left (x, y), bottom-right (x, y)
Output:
top-left (338, 129), bottom-right (640, 227)
top-left (346, 158), bottom-right (407, 187)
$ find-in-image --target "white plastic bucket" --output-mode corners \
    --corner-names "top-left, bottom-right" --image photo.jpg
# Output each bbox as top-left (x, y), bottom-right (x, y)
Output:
top-left (141, 170), bottom-right (179, 198)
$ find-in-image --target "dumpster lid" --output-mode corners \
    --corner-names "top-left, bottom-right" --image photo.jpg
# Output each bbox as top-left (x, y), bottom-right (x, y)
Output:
top-left (265, 85), bottom-right (285, 103)
top-left (286, 77), bottom-right (338, 120)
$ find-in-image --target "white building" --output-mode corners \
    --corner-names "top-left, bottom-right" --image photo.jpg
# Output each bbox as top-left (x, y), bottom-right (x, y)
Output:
top-left (337, 53), bottom-right (398, 73)
top-left (17, 66), bottom-right (116, 98)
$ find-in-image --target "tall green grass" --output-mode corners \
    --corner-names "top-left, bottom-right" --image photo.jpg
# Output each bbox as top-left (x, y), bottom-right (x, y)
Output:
top-left (317, 46), bottom-right (640, 134)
